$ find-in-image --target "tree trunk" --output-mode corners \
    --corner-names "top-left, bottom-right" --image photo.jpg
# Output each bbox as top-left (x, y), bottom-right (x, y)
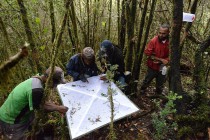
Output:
top-left (36, 0), bottom-right (70, 132)
top-left (44, 0), bottom-right (71, 98)
top-left (108, 0), bottom-right (112, 40)
top-left (87, 0), bottom-right (90, 46)
top-left (69, 1), bottom-right (80, 52)
top-left (117, 0), bottom-right (120, 45)
top-left (205, 62), bottom-right (210, 83)
top-left (131, 0), bottom-right (156, 93)
top-left (140, 0), bottom-right (157, 73)
top-left (193, 35), bottom-right (210, 94)
top-left (0, 16), bottom-right (11, 59)
top-left (119, 0), bottom-right (126, 50)
top-left (34, 1), bottom-right (71, 137)
top-left (91, 0), bottom-right (99, 50)
top-left (76, 16), bottom-right (87, 49)
top-left (67, 16), bottom-right (75, 52)
top-left (125, 0), bottom-right (137, 71)
top-left (132, 0), bottom-right (149, 80)
top-left (169, 0), bottom-right (184, 113)
top-left (49, 0), bottom-right (56, 43)
top-left (17, 0), bottom-right (42, 73)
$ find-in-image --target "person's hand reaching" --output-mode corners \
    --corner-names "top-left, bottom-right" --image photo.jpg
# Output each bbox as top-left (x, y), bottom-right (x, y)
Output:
top-left (79, 74), bottom-right (89, 82)
top-left (57, 105), bottom-right (69, 114)
top-left (100, 74), bottom-right (107, 81)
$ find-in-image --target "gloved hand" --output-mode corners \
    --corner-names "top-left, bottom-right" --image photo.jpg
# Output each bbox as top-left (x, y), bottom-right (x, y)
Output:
top-left (79, 74), bottom-right (88, 82)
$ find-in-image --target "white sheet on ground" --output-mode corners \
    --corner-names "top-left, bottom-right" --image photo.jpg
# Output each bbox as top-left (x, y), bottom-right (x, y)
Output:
top-left (57, 75), bottom-right (140, 140)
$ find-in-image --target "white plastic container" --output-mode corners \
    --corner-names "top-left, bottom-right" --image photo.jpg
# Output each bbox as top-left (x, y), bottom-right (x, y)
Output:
top-left (161, 66), bottom-right (167, 75)
top-left (183, 12), bottom-right (195, 22)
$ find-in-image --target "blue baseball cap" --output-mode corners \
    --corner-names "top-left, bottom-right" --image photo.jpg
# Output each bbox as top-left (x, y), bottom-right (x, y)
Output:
top-left (100, 40), bottom-right (113, 56)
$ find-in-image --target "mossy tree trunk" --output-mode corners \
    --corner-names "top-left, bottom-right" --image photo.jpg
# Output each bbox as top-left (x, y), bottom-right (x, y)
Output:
top-left (69, 1), bottom-right (80, 52)
top-left (125, 0), bottom-right (137, 71)
top-left (0, 16), bottom-right (26, 82)
top-left (0, 17), bottom-right (11, 59)
top-left (205, 61), bottom-right (210, 83)
top-left (132, 0), bottom-right (157, 93)
top-left (130, 0), bottom-right (150, 93)
top-left (117, 0), bottom-right (120, 46)
top-left (77, 15), bottom-right (88, 49)
top-left (119, 0), bottom-right (126, 50)
top-left (17, 0), bottom-right (42, 73)
top-left (34, 0), bottom-right (71, 138)
top-left (87, 0), bottom-right (90, 46)
top-left (193, 35), bottom-right (210, 101)
top-left (108, 0), bottom-right (112, 40)
top-left (177, 36), bottom-right (210, 139)
top-left (49, 0), bottom-right (56, 43)
top-left (91, 0), bottom-right (99, 50)
top-left (67, 16), bottom-right (75, 53)
top-left (45, 0), bottom-right (70, 93)
top-left (169, 0), bottom-right (184, 114)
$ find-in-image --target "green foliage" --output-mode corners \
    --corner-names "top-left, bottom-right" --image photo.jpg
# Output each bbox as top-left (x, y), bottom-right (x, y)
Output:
top-left (152, 91), bottom-right (182, 140)
top-left (31, 0), bottom-right (37, 4)
top-left (35, 17), bottom-right (41, 24)
top-left (177, 126), bottom-right (193, 138)
top-left (106, 64), bottom-right (118, 81)
top-left (101, 21), bottom-right (106, 27)
top-left (39, 45), bottom-right (46, 51)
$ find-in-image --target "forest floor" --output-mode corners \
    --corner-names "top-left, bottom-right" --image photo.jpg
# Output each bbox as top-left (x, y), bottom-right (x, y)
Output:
top-left (1, 83), bottom-right (208, 140)
top-left (75, 86), bottom-right (166, 140)
top-left (74, 85), bottom-right (210, 140)
top-left (33, 86), bottom-right (160, 140)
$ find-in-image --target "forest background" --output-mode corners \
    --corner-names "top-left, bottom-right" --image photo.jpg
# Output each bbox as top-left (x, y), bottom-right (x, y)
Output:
top-left (0, 0), bottom-right (210, 139)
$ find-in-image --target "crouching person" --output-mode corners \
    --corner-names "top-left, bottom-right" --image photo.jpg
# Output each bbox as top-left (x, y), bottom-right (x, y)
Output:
top-left (66, 47), bottom-right (100, 82)
top-left (0, 66), bottom-right (69, 140)
top-left (97, 40), bottom-right (126, 88)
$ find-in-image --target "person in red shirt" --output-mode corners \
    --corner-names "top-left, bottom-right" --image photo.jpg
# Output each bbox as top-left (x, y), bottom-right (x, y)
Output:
top-left (140, 23), bottom-right (170, 95)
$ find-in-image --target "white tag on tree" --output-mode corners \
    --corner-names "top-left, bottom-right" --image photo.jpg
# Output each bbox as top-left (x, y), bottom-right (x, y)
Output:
top-left (183, 12), bottom-right (195, 22)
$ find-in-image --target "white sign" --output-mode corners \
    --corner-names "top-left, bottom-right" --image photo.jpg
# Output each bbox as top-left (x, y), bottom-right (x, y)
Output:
top-left (183, 12), bottom-right (195, 22)
top-left (57, 76), bottom-right (140, 139)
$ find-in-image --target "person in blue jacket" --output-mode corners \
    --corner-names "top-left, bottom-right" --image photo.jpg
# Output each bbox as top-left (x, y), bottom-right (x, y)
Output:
top-left (66, 47), bottom-right (100, 82)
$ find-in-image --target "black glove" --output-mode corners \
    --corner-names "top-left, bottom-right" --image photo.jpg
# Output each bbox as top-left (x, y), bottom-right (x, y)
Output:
top-left (79, 74), bottom-right (88, 82)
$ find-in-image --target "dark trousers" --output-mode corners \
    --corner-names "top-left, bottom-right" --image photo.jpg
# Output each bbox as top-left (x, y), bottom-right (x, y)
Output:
top-left (0, 114), bottom-right (34, 140)
top-left (141, 67), bottom-right (166, 94)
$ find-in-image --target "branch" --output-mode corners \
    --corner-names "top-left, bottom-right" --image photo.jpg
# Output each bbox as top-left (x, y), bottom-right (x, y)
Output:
top-left (0, 47), bottom-right (28, 73)
top-left (187, 31), bottom-right (202, 44)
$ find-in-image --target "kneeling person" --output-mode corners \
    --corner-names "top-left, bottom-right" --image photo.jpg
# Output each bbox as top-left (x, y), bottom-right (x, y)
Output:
top-left (0, 66), bottom-right (69, 140)
top-left (66, 47), bottom-right (100, 82)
